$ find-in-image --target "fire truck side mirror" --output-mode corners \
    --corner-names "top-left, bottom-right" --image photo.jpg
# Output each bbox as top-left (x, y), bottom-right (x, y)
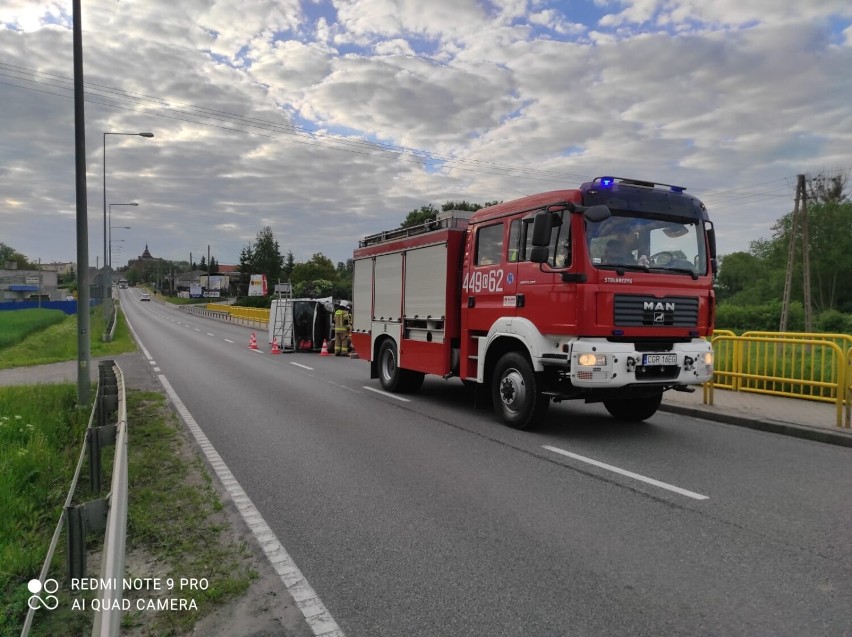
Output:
top-left (706, 223), bottom-right (718, 274)
top-left (531, 211), bottom-right (553, 247)
top-left (529, 246), bottom-right (549, 264)
top-left (707, 224), bottom-right (717, 259)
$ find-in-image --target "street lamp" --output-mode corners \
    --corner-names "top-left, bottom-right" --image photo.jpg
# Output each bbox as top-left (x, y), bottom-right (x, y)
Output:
top-left (109, 231), bottom-right (130, 271)
top-left (108, 201), bottom-right (137, 270)
top-left (103, 131), bottom-right (153, 305)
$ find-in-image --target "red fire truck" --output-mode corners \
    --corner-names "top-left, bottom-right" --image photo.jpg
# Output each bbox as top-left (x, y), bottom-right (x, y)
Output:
top-left (351, 176), bottom-right (716, 429)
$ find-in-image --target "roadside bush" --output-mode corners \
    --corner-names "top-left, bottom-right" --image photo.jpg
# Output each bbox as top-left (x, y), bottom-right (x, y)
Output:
top-left (715, 301), bottom-right (804, 333)
top-left (815, 309), bottom-right (851, 334)
top-left (234, 296), bottom-right (271, 308)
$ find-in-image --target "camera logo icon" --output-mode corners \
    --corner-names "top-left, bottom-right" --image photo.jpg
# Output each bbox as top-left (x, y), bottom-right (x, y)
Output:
top-left (27, 579), bottom-right (59, 610)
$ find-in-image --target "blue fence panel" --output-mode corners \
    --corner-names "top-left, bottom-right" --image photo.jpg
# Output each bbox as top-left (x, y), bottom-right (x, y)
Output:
top-left (0, 300), bottom-right (100, 315)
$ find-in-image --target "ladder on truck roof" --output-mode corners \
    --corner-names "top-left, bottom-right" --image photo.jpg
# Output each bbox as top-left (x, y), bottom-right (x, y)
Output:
top-left (359, 209), bottom-right (474, 248)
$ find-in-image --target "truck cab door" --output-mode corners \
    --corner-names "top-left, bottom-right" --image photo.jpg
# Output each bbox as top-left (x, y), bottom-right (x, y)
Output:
top-left (462, 221), bottom-right (518, 335)
top-left (515, 212), bottom-right (579, 334)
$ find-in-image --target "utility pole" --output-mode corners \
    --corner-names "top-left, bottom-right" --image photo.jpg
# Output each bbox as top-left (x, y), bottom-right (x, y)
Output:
top-left (72, 0), bottom-right (90, 405)
top-left (779, 174), bottom-right (812, 332)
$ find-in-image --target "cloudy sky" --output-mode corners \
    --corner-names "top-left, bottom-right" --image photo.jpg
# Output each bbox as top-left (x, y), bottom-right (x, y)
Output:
top-left (2, 0), bottom-right (851, 270)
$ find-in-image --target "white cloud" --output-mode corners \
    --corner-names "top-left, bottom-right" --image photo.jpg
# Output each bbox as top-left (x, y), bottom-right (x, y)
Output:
top-left (0, 0), bottom-right (851, 269)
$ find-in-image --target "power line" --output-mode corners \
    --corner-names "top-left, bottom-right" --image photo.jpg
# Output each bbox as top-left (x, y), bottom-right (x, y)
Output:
top-left (3, 62), bottom-right (849, 198)
top-left (0, 63), bottom-right (589, 183)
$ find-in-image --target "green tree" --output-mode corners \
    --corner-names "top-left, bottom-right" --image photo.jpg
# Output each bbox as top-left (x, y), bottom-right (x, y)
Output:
top-left (291, 253), bottom-right (336, 285)
top-left (400, 204), bottom-right (439, 228)
top-left (400, 201), bottom-right (500, 229)
top-left (716, 171), bottom-right (852, 320)
top-left (283, 250), bottom-right (295, 279)
top-left (803, 199), bottom-right (852, 312)
top-left (239, 227), bottom-right (284, 294)
top-left (0, 243), bottom-right (37, 269)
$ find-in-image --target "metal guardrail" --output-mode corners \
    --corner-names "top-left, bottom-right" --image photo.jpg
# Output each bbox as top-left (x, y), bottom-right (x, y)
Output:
top-left (105, 301), bottom-right (119, 343)
top-left (20, 360), bottom-right (129, 637)
top-left (180, 303), bottom-right (270, 326)
top-left (222, 305), bottom-right (270, 323)
top-left (741, 330), bottom-right (852, 351)
top-left (102, 299), bottom-right (117, 342)
top-left (708, 334), bottom-right (848, 428)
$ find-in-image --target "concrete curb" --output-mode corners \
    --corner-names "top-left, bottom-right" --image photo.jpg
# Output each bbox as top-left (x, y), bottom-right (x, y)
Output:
top-left (659, 403), bottom-right (852, 448)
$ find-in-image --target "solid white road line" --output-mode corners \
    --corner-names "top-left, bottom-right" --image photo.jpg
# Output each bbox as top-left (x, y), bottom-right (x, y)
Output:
top-left (363, 386), bottom-right (411, 402)
top-left (158, 376), bottom-right (345, 637)
top-left (122, 309), bottom-right (345, 636)
top-left (542, 446), bottom-right (709, 501)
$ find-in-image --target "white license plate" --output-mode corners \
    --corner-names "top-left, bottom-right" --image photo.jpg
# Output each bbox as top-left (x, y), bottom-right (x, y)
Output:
top-left (642, 353), bottom-right (677, 366)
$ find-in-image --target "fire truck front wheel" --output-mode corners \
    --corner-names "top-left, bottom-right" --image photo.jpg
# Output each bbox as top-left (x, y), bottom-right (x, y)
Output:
top-left (603, 393), bottom-right (662, 422)
top-left (377, 339), bottom-right (424, 394)
top-left (492, 352), bottom-right (549, 430)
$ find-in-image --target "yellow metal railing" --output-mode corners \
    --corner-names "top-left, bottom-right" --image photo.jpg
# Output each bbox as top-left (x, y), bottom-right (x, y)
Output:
top-left (742, 331), bottom-right (852, 350)
top-left (199, 303), bottom-right (270, 323)
top-left (228, 306), bottom-right (270, 322)
top-left (708, 334), bottom-right (847, 427)
top-left (711, 329), bottom-right (736, 338)
top-left (847, 347), bottom-right (852, 428)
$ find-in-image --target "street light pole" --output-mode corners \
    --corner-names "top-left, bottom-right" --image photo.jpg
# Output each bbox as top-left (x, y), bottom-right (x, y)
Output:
top-left (103, 131), bottom-right (153, 311)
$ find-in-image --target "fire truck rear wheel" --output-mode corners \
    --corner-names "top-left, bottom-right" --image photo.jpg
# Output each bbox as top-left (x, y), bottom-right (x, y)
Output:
top-left (603, 393), bottom-right (662, 422)
top-left (377, 339), bottom-right (423, 394)
top-left (492, 352), bottom-right (549, 430)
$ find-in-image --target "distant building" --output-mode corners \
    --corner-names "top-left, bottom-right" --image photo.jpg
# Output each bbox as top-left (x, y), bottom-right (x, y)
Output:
top-left (127, 244), bottom-right (164, 267)
top-left (39, 262), bottom-right (75, 276)
top-left (0, 268), bottom-right (60, 301)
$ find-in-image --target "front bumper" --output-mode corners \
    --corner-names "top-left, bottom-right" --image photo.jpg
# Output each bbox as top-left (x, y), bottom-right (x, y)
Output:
top-left (561, 339), bottom-right (713, 388)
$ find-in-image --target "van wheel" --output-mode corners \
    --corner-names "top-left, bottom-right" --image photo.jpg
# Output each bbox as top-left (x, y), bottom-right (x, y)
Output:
top-left (491, 352), bottom-right (549, 430)
top-left (603, 394), bottom-right (662, 422)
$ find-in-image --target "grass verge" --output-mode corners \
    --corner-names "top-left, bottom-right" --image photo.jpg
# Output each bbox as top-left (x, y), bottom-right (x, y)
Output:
top-left (0, 309), bottom-right (67, 349)
top-left (1, 388), bottom-right (254, 637)
top-left (0, 384), bottom-right (89, 637)
top-left (0, 306), bottom-right (136, 370)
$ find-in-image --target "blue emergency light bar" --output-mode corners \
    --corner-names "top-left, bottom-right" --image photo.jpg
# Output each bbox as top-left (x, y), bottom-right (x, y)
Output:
top-left (593, 176), bottom-right (686, 193)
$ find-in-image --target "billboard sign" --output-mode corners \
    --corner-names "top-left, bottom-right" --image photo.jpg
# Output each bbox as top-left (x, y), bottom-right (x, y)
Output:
top-left (249, 274), bottom-right (267, 296)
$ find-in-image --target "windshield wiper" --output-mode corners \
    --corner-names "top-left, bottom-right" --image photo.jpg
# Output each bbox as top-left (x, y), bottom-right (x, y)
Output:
top-left (603, 263), bottom-right (650, 274)
top-left (602, 263), bottom-right (698, 279)
top-left (657, 267), bottom-right (699, 280)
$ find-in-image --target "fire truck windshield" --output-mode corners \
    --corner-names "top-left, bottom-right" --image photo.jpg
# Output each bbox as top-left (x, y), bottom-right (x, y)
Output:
top-left (586, 214), bottom-right (707, 276)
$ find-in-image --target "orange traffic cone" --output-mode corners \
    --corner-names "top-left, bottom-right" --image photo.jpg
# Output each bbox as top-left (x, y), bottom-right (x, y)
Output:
top-left (249, 332), bottom-right (258, 350)
top-left (320, 339), bottom-right (330, 356)
top-left (270, 338), bottom-right (281, 355)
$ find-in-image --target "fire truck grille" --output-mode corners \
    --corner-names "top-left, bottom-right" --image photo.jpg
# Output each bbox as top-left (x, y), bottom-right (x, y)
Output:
top-left (613, 295), bottom-right (699, 327)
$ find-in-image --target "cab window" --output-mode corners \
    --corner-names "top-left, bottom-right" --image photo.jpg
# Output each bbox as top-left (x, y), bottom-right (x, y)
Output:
top-left (476, 224), bottom-right (504, 266)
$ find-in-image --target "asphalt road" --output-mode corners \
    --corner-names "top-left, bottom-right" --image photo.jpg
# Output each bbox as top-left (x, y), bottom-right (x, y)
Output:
top-left (121, 289), bottom-right (852, 637)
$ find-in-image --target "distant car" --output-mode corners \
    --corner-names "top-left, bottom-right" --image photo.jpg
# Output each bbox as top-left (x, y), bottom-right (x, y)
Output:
top-left (140, 293), bottom-right (151, 302)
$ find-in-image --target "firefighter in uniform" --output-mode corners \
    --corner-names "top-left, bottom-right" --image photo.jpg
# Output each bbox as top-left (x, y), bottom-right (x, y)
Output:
top-left (334, 301), bottom-right (352, 356)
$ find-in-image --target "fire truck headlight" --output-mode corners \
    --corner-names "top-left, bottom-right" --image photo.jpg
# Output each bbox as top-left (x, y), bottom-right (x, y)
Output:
top-left (578, 353), bottom-right (607, 366)
top-left (703, 352), bottom-right (714, 366)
